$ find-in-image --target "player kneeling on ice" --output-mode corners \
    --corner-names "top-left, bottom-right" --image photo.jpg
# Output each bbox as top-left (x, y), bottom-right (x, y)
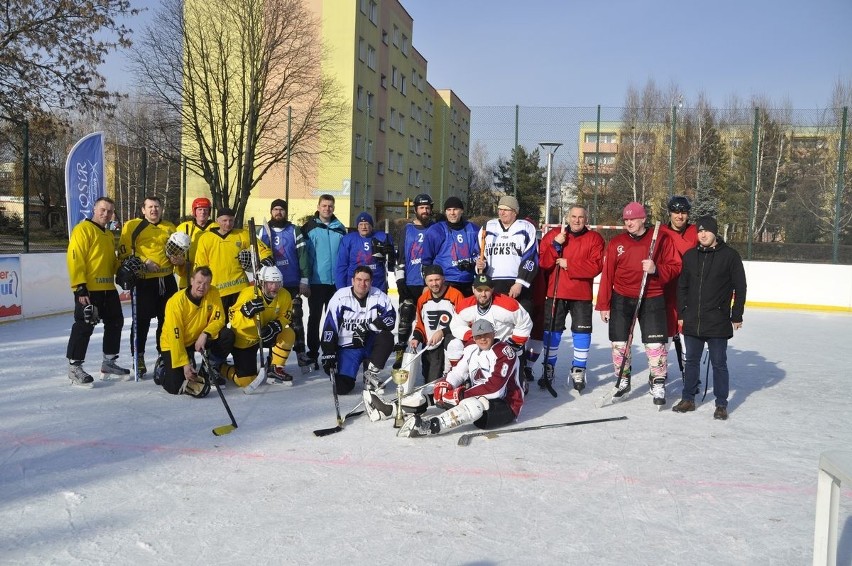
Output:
top-left (223, 265), bottom-right (296, 386)
top-left (321, 266), bottom-right (397, 395)
top-left (159, 266), bottom-right (235, 396)
top-left (395, 319), bottom-right (524, 438)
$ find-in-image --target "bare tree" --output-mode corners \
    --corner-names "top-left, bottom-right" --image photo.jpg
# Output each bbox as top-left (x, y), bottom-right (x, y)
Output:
top-left (467, 140), bottom-right (497, 217)
top-left (129, 0), bottom-right (347, 223)
top-left (0, 0), bottom-right (136, 119)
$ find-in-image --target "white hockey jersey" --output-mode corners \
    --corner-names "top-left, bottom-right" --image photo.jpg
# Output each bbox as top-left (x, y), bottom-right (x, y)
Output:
top-left (321, 286), bottom-right (397, 350)
top-left (447, 342), bottom-right (524, 417)
top-left (449, 292), bottom-right (533, 345)
top-left (482, 218), bottom-right (538, 287)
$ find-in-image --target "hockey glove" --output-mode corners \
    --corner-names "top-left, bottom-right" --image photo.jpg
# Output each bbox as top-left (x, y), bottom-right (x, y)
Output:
top-left (432, 379), bottom-right (452, 406)
top-left (371, 238), bottom-right (392, 264)
top-left (456, 259), bottom-right (475, 273)
top-left (260, 320), bottom-right (283, 345)
top-left (240, 296), bottom-right (266, 318)
top-left (83, 303), bottom-right (100, 325)
top-left (321, 353), bottom-right (337, 375)
top-left (441, 385), bottom-right (465, 407)
top-left (74, 284), bottom-right (89, 299)
top-left (237, 249), bottom-right (254, 271)
top-left (351, 323), bottom-right (370, 348)
top-left (260, 256), bottom-right (276, 267)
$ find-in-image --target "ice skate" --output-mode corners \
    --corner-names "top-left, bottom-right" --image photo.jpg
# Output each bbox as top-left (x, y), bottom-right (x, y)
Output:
top-left (363, 390), bottom-right (395, 422)
top-left (363, 362), bottom-right (383, 392)
top-left (397, 414), bottom-right (438, 438)
top-left (68, 364), bottom-right (94, 388)
top-left (650, 377), bottom-right (666, 406)
top-left (100, 355), bottom-right (130, 380)
top-left (271, 365), bottom-right (294, 386)
top-left (570, 366), bottom-right (586, 393)
top-left (297, 353), bottom-right (315, 375)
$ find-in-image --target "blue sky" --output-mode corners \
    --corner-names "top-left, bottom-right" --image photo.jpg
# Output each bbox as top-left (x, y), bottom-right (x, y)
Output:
top-left (107, 0), bottom-right (851, 109)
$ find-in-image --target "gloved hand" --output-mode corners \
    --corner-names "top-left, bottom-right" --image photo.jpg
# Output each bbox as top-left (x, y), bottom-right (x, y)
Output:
top-left (74, 284), bottom-right (89, 299)
top-left (321, 353), bottom-right (337, 375)
top-left (238, 249), bottom-right (254, 271)
top-left (83, 304), bottom-right (100, 325)
top-left (351, 323), bottom-right (369, 348)
top-left (260, 256), bottom-right (276, 267)
top-left (432, 379), bottom-right (451, 406)
top-left (441, 385), bottom-right (465, 407)
top-left (456, 259), bottom-right (474, 273)
top-left (240, 296), bottom-right (266, 318)
top-left (260, 320), bottom-right (283, 344)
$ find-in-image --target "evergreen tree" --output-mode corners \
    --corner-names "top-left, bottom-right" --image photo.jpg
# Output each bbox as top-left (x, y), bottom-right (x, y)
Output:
top-left (493, 145), bottom-right (546, 221)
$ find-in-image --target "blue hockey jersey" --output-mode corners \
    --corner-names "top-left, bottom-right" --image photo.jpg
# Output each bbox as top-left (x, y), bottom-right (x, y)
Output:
top-left (394, 222), bottom-right (432, 288)
top-left (335, 230), bottom-right (395, 291)
top-left (422, 220), bottom-right (481, 284)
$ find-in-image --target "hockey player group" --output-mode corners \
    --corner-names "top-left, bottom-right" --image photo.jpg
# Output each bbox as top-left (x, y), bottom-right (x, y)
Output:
top-left (66, 192), bottom-right (746, 440)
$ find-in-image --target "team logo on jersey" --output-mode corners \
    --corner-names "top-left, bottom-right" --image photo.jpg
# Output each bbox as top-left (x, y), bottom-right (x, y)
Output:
top-left (323, 331), bottom-right (334, 342)
top-left (502, 345), bottom-right (516, 359)
top-left (616, 244), bottom-right (625, 256)
top-left (426, 310), bottom-right (452, 330)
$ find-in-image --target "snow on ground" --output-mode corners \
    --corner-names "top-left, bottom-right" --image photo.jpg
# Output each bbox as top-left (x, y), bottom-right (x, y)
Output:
top-left (1, 306), bottom-right (851, 565)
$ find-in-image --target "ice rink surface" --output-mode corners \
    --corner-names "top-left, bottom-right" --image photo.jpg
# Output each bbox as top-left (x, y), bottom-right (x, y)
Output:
top-left (1, 305), bottom-right (851, 565)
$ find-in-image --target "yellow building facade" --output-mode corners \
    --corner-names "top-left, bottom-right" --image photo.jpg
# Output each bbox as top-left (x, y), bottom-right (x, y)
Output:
top-left (185, 0), bottom-right (470, 228)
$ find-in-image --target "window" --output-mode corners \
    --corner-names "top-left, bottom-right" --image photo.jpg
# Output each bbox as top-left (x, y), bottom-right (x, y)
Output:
top-left (382, 30), bottom-right (388, 45)
top-left (400, 75), bottom-right (407, 96)
top-left (397, 152), bottom-right (403, 174)
top-left (356, 86), bottom-right (364, 111)
top-left (354, 134), bottom-right (363, 159)
top-left (380, 74), bottom-right (387, 89)
top-left (379, 117), bottom-right (386, 132)
top-left (358, 38), bottom-right (366, 62)
top-left (367, 45), bottom-right (377, 70)
top-left (390, 108), bottom-right (397, 130)
top-left (401, 34), bottom-right (409, 55)
top-left (359, 0), bottom-right (367, 15)
top-left (367, 92), bottom-right (374, 116)
top-left (392, 26), bottom-right (400, 47)
top-left (391, 67), bottom-right (400, 89)
top-left (584, 133), bottom-right (617, 144)
top-left (366, 140), bottom-right (374, 163)
top-left (377, 162), bottom-right (385, 176)
top-left (368, 0), bottom-right (378, 24)
top-left (398, 114), bottom-right (405, 134)
top-left (408, 168), bottom-right (415, 185)
top-left (387, 148), bottom-right (394, 171)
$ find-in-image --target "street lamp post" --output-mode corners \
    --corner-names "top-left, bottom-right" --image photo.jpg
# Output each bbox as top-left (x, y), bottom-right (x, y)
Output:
top-left (539, 142), bottom-right (562, 227)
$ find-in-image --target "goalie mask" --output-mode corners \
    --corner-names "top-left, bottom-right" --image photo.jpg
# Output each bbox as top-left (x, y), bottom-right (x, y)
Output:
top-left (166, 231), bottom-right (191, 257)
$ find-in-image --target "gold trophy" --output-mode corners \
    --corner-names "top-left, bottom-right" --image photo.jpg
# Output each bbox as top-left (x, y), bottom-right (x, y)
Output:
top-left (391, 368), bottom-right (409, 428)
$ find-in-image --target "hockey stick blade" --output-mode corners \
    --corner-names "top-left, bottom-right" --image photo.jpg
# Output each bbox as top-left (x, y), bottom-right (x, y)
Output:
top-left (212, 424), bottom-right (237, 436)
top-left (243, 368), bottom-right (267, 394)
top-left (457, 415), bottom-right (628, 446)
top-left (313, 425), bottom-right (343, 437)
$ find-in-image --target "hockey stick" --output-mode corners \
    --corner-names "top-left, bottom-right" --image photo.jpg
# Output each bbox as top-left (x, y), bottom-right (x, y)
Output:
top-left (597, 221), bottom-right (661, 408)
top-left (457, 415), bottom-right (628, 446)
top-left (245, 218), bottom-right (267, 393)
top-left (313, 367), bottom-right (345, 436)
top-left (131, 286), bottom-right (139, 382)
top-left (202, 350), bottom-right (238, 436)
top-left (539, 234), bottom-right (563, 398)
top-left (673, 333), bottom-right (685, 376)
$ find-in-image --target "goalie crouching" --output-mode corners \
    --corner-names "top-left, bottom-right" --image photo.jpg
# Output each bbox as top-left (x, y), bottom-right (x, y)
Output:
top-left (223, 266), bottom-right (297, 386)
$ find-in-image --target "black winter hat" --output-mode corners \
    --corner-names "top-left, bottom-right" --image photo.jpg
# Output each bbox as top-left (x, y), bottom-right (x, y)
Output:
top-left (696, 216), bottom-right (718, 236)
top-left (443, 196), bottom-right (464, 210)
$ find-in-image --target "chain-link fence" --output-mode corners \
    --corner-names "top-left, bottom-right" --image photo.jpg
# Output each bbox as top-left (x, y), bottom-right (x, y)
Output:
top-left (469, 105), bottom-right (851, 264)
top-left (2, 106), bottom-right (850, 264)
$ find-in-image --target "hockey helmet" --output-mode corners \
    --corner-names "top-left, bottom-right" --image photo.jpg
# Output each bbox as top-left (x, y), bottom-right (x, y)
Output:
top-left (413, 193), bottom-right (433, 207)
top-left (192, 197), bottom-right (212, 211)
top-left (166, 231), bottom-right (191, 257)
top-left (259, 265), bottom-right (283, 284)
top-left (667, 195), bottom-right (691, 213)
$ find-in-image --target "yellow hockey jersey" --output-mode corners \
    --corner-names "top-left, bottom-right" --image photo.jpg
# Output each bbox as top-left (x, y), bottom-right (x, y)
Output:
top-left (174, 219), bottom-right (219, 288)
top-left (67, 219), bottom-right (119, 291)
top-left (118, 218), bottom-right (177, 279)
top-left (160, 285), bottom-right (226, 369)
top-left (228, 285), bottom-right (293, 349)
top-left (194, 228), bottom-right (272, 298)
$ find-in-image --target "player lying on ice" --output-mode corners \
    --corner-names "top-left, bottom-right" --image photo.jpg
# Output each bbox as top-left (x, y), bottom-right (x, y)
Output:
top-left (364, 318), bottom-right (525, 438)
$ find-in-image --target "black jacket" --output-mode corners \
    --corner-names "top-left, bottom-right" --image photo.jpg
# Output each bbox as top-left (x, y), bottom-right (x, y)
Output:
top-left (677, 239), bottom-right (746, 338)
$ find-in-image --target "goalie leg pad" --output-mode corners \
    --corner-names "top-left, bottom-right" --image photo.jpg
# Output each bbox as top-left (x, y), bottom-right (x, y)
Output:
top-left (435, 397), bottom-right (489, 434)
top-left (396, 299), bottom-right (415, 343)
